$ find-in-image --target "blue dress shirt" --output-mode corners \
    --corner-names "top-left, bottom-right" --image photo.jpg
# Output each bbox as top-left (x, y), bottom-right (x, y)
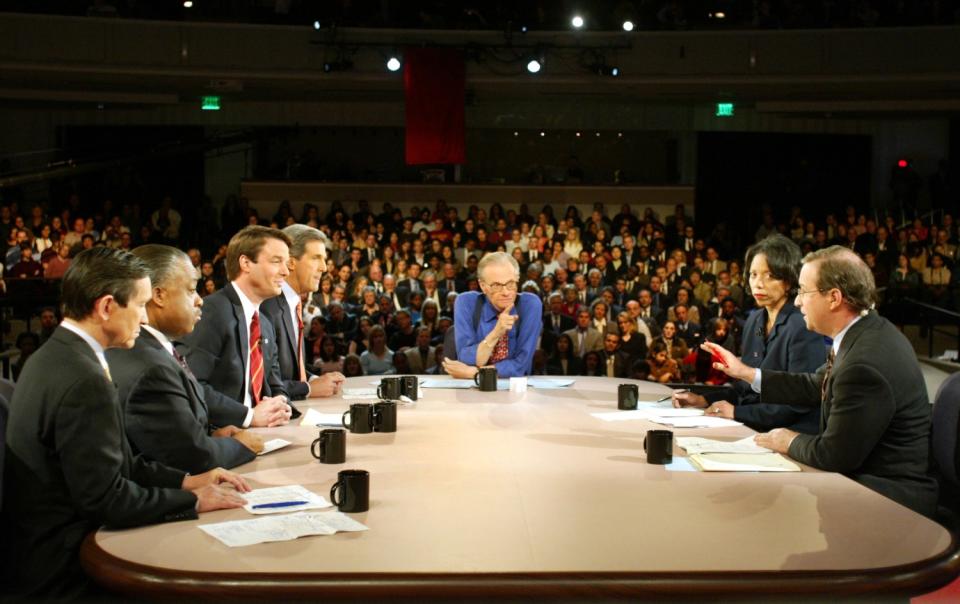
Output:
top-left (454, 291), bottom-right (543, 378)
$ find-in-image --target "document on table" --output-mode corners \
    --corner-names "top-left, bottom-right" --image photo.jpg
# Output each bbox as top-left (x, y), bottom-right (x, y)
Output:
top-left (241, 485), bottom-right (332, 515)
top-left (199, 511), bottom-right (368, 547)
top-left (677, 436), bottom-right (772, 455)
top-left (687, 453), bottom-right (801, 472)
top-left (421, 378), bottom-right (474, 389)
top-left (300, 407), bottom-right (344, 427)
top-left (649, 416), bottom-right (742, 428)
top-left (343, 387), bottom-right (378, 397)
top-left (527, 378), bottom-right (575, 388)
top-left (591, 408), bottom-right (704, 422)
top-left (257, 439), bottom-right (292, 456)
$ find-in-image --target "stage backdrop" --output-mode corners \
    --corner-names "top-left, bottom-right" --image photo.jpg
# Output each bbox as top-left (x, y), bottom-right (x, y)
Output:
top-left (404, 48), bottom-right (465, 165)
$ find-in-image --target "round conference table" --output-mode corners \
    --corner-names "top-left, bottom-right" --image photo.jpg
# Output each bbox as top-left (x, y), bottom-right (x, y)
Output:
top-left (81, 376), bottom-right (959, 600)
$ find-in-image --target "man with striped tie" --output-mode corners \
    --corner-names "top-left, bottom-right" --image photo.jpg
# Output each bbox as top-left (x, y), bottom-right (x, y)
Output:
top-left (178, 226), bottom-right (294, 429)
top-left (261, 224), bottom-right (345, 400)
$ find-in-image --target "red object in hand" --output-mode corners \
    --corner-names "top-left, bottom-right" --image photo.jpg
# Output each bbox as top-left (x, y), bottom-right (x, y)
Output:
top-left (711, 349), bottom-right (728, 367)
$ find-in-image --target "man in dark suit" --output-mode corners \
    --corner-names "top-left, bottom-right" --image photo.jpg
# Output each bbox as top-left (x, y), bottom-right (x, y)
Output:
top-left (178, 226), bottom-right (294, 430)
top-left (261, 224), bottom-right (345, 401)
top-left (598, 331), bottom-right (630, 378)
top-left (108, 245), bottom-right (263, 474)
top-left (439, 262), bottom-right (465, 297)
top-left (1, 247), bottom-right (248, 600)
top-left (542, 292), bottom-right (576, 351)
top-left (673, 303), bottom-right (702, 346)
top-left (700, 247), bottom-right (938, 517)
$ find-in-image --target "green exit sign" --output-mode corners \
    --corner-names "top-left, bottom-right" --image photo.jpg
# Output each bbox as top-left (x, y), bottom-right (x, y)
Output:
top-left (201, 96), bottom-right (221, 111)
top-left (715, 102), bottom-right (734, 117)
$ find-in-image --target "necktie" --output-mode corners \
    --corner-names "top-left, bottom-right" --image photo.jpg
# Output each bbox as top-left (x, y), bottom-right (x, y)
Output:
top-left (821, 349), bottom-right (835, 402)
top-left (606, 355), bottom-right (615, 377)
top-left (553, 315), bottom-right (560, 332)
top-left (489, 332), bottom-right (510, 363)
top-left (172, 348), bottom-right (195, 379)
top-left (296, 300), bottom-right (307, 381)
top-left (249, 311), bottom-right (264, 405)
top-left (578, 330), bottom-right (586, 356)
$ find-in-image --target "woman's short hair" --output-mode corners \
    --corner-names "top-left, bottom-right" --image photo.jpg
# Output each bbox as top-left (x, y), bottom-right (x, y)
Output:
top-left (744, 233), bottom-right (803, 296)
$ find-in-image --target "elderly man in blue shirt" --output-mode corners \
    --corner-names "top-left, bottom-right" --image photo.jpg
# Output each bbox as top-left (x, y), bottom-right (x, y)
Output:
top-left (442, 252), bottom-right (542, 378)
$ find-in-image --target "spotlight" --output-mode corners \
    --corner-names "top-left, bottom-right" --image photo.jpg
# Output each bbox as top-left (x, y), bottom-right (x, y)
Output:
top-left (540, 131), bottom-right (546, 137)
top-left (715, 11), bottom-right (726, 19)
top-left (520, 25), bottom-right (529, 33)
top-left (183, 0), bottom-right (193, 7)
top-left (595, 64), bottom-right (620, 77)
top-left (571, 15), bottom-right (584, 29)
top-left (575, 132), bottom-right (582, 137)
top-left (526, 59), bottom-right (542, 74)
top-left (595, 132), bottom-right (601, 137)
top-left (386, 56), bottom-right (401, 72)
top-left (513, 131), bottom-right (519, 137)
top-left (313, 20), bottom-right (321, 30)
top-left (622, 20), bottom-right (634, 31)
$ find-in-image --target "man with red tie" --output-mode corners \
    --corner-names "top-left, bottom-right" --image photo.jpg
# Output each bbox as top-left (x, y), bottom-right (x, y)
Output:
top-left (178, 225), bottom-right (294, 429)
top-left (261, 224), bottom-right (345, 400)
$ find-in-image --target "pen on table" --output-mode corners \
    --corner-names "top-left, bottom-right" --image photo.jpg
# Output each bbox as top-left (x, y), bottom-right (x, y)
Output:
top-left (656, 389), bottom-right (687, 403)
top-left (251, 500), bottom-right (309, 510)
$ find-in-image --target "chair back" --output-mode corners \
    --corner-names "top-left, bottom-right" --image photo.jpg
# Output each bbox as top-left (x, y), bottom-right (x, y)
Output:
top-left (0, 392), bottom-right (8, 510)
top-left (932, 373), bottom-right (960, 486)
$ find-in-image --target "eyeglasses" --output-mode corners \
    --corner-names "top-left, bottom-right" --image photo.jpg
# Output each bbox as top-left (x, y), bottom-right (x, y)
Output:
top-left (483, 280), bottom-right (518, 293)
top-left (795, 287), bottom-right (826, 298)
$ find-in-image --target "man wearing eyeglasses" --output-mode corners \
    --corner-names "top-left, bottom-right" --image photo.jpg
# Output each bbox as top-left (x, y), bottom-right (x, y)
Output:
top-left (700, 246), bottom-right (937, 517)
top-left (442, 252), bottom-right (542, 378)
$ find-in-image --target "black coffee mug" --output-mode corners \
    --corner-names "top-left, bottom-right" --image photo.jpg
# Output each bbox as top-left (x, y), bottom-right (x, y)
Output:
top-left (400, 375), bottom-right (419, 400)
top-left (618, 383), bottom-right (639, 410)
top-left (341, 403), bottom-right (374, 434)
top-left (311, 428), bottom-right (346, 464)
top-left (373, 401), bottom-right (397, 433)
top-left (377, 377), bottom-right (402, 401)
top-left (330, 469), bottom-right (370, 513)
top-left (474, 366), bottom-right (498, 391)
top-left (644, 429), bottom-right (674, 465)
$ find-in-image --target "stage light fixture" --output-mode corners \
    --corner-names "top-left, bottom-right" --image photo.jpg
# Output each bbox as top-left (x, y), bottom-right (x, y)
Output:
top-left (571, 15), bottom-right (584, 28)
top-left (513, 131), bottom-right (519, 137)
top-left (313, 20), bottom-right (321, 30)
top-left (540, 131), bottom-right (546, 137)
top-left (575, 132), bottom-right (582, 137)
top-left (622, 20), bottom-right (635, 31)
top-left (183, 0), bottom-right (193, 7)
top-left (527, 58), bottom-right (542, 73)
top-left (386, 56), bottom-right (401, 72)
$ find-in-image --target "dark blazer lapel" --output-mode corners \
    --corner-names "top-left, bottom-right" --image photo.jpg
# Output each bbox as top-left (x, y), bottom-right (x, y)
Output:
top-left (223, 284), bottom-right (249, 359)
top-left (823, 311), bottom-right (874, 418)
top-left (143, 329), bottom-right (206, 413)
top-left (54, 327), bottom-right (102, 370)
top-left (276, 294), bottom-right (299, 363)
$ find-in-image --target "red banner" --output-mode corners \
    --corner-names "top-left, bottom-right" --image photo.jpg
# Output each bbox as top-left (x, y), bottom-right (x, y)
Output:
top-left (404, 48), bottom-right (465, 165)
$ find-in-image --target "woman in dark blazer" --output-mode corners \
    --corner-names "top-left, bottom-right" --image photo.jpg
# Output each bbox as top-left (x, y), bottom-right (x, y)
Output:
top-left (546, 333), bottom-right (583, 376)
top-left (675, 234), bottom-right (826, 434)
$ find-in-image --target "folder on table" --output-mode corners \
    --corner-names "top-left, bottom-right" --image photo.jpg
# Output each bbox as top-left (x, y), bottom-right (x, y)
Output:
top-left (687, 452), bottom-right (801, 472)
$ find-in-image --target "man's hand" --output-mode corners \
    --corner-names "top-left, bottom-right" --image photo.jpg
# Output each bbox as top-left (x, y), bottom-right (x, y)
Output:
top-left (211, 425), bottom-right (242, 438)
top-left (754, 428), bottom-right (799, 454)
top-left (309, 372), bottom-right (345, 398)
top-left (704, 401), bottom-right (735, 419)
top-left (494, 303), bottom-right (517, 335)
top-left (182, 467), bottom-right (252, 493)
top-left (673, 391), bottom-right (709, 408)
top-left (441, 358), bottom-right (480, 379)
top-left (193, 484), bottom-right (248, 513)
top-left (233, 430), bottom-right (264, 454)
top-left (699, 342), bottom-right (755, 382)
top-left (251, 396), bottom-right (292, 427)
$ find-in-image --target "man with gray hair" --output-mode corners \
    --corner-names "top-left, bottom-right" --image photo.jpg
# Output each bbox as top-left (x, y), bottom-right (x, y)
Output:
top-left (701, 246), bottom-right (937, 516)
top-left (261, 224), bottom-right (345, 400)
top-left (108, 244), bottom-right (264, 474)
top-left (442, 251), bottom-right (542, 378)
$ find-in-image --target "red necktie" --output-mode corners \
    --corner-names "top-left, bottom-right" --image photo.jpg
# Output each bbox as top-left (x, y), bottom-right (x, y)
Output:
top-left (249, 311), bottom-right (264, 404)
top-left (489, 332), bottom-right (510, 363)
top-left (296, 300), bottom-right (306, 381)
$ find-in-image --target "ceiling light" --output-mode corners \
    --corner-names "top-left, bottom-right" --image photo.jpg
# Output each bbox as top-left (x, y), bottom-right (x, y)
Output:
top-left (386, 57), bottom-right (401, 72)
top-left (622, 20), bottom-right (634, 31)
top-left (526, 59), bottom-right (542, 74)
top-left (183, 0), bottom-right (193, 7)
top-left (571, 15), bottom-right (584, 29)
top-left (313, 20), bottom-right (321, 30)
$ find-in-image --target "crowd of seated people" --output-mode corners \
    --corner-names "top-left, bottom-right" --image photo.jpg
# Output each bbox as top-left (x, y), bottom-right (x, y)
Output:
top-left (1, 195), bottom-right (956, 382)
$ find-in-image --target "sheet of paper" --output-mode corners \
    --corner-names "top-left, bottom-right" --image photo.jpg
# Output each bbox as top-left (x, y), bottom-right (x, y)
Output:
top-left (199, 511), bottom-right (368, 547)
top-left (591, 407), bottom-right (704, 422)
top-left (300, 408), bottom-right (344, 427)
top-left (687, 453), bottom-right (801, 472)
top-left (591, 410), bottom-right (654, 422)
top-left (343, 393), bottom-right (379, 400)
top-left (241, 485), bottom-right (332, 515)
top-left (676, 436), bottom-right (772, 455)
top-left (420, 378), bottom-right (474, 389)
top-left (527, 378), bottom-right (575, 388)
top-left (343, 387), bottom-right (377, 396)
top-left (257, 439), bottom-right (291, 456)
top-left (664, 457), bottom-right (698, 472)
top-left (648, 416), bottom-right (742, 428)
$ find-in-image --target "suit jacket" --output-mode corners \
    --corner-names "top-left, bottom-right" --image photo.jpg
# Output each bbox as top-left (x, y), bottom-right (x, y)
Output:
top-left (178, 285), bottom-right (290, 428)
top-left (107, 330), bottom-right (256, 474)
top-left (599, 350), bottom-right (631, 378)
top-left (761, 311), bottom-right (938, 516)
top-left (261, 293), bottom-right (318, 401)
top-left (542, 313), bottom-right (576, 339)
top-left (546, 355), bottom-right (583, 376)
top-left (2, 327), bottom-right (196, 599)
top-left (404, 345), bottom-right (436, 374)
top-left (563, 326), bottom-right (603, 357)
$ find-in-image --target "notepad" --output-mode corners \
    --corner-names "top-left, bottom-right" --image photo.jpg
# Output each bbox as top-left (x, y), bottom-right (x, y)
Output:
top-left (677, 436), bottom-right (772, 455)
top-left (649, 416), bottom-right (742, 428)
top-left (300, 408), bottom-right (344, 427)
top-left (199, 511), bottom-right (367, 547)
top-left (257, 439), bottom-right (292, 456)
top-left (242, 485), bottom-right (332, 515)
top-left (687, 452), bottom-right (801, 472)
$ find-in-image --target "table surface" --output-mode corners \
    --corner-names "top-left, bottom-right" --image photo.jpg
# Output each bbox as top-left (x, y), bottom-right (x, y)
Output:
top-left (82, 376), bottom-right (959, 599)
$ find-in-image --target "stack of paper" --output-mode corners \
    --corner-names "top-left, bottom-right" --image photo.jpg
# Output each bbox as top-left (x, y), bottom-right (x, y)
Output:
top-left (242, 485), bottom-right (332, 514)
top-left (257, 439), bottom-right (292, 456)
top-left (527, 378), bottom-right (575, 389)
top-left (199, 511), bottom-right (368, 547)
top-left (300, 407), bottom-right (344, 427)
top-left (648, 415), bottom-right (742, 428)
top-left (677, 436), bottom-right (771, 455)
top-left (687, 453), bottom-right (801, 472)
